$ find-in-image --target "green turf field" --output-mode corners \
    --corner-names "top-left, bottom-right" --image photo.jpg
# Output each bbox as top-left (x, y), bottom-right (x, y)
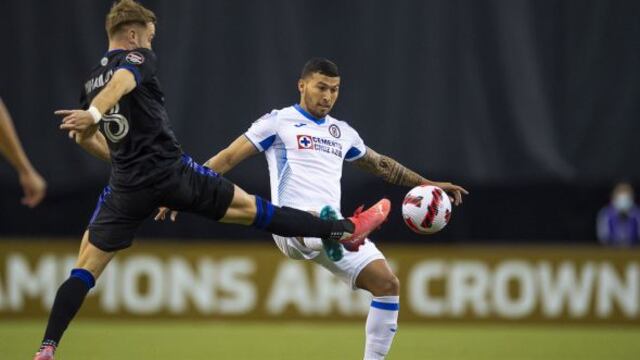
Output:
top-left (2, 321), bottom-right (639, 359)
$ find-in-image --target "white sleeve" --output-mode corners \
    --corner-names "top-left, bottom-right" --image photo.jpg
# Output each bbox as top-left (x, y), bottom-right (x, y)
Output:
top-left (344, 125), bottom-right (367, 162)
top-left (244, 110), bottom-right (278, 152)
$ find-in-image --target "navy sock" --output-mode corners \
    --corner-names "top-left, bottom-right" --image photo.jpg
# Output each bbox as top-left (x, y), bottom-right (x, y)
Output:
top-left (41, 269), bottom-right (95, 349)
top-left (252, 196), bottom-right (354, 239)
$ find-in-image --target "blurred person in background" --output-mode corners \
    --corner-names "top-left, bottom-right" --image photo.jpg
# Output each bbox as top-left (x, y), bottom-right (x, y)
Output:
top-left (597, 182), bottom-right (640, 246)
top-left (0, 97), bottom-right (47, 207)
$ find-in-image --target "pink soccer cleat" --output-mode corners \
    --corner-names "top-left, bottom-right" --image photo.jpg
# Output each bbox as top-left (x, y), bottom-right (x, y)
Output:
top-left (33, 345), bottom-right (55, 360)
top-left (340, 198), bottom-right (391, 251)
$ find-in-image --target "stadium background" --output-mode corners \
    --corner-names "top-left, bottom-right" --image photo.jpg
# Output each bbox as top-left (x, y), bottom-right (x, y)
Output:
top-left (1, 0), bottom-right (639, 359)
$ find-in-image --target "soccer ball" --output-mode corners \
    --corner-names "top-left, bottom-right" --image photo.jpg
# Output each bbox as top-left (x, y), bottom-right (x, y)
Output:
top-left (402, 185), bottom-right (452, 234)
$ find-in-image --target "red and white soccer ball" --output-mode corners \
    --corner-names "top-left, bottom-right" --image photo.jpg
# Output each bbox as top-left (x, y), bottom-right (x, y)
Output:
top-left (402, 185), bottom-right (452, 234)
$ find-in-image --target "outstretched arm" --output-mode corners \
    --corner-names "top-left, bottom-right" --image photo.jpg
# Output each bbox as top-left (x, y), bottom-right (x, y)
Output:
top-left (0, 98), bottom-right (47, 207)
top-left (56, 69), bottom-right (136, 132)
top-left (203, 134), bottom-right (259, 175)
top-left (353, 146), bottom-right (468, 205)
top-left (56, 69), bottom-right (136, 160)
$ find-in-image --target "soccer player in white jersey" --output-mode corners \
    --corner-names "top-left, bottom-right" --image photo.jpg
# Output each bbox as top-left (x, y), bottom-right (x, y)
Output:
top-left (157, 58), bottom-right (468, 359)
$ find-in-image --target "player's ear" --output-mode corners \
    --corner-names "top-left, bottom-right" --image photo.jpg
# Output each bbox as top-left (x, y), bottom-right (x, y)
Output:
top-left (298, 78), bottom-right (305, 93)
top-left (126, 28), bottom-right (137, 45)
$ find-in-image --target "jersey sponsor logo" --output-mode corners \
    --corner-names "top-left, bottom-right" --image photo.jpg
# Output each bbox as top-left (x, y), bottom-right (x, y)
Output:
top-left (125, 52), bottom-right (145, 65)
top-left (297, 135), bottom-right (314, 149)
top-left (101, 103), bottom-right (130, 143)
top-left (296, 135), bottom-right (343, 158)
top-left (328, 124), bottom-right (341, 138)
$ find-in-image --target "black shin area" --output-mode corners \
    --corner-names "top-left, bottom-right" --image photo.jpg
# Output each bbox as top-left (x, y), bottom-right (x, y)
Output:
top-left (253, 196), bottom-right (354, 239)
top-left (41, 269), bottom-right (95, 348)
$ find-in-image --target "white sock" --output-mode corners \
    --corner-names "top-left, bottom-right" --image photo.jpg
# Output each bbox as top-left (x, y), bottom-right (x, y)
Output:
top-left (364, 295), bottom-right (399, 360)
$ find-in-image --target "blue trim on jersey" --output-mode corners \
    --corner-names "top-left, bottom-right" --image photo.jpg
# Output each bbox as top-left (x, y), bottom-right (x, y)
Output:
top-left (117, 64), bottom-right (142, 85)
top-left (345, 146), bottom-right (362, 160)
top-left (294, 104), bottom-right (326, 125)
top-left (259, 135), bottom-right (276, 151)
top-left (89, 186), bottom-right (112, 224)
top-left (275, 145), bottom-right (288, 177)
top-left (105, 49), bottom-right (125, 57)
top-left (371, 300), bottom-right (399, 311)
top-left (244, 134), bottom-right (262, 152)
top-left (277, 164), bottom-right (292, 204)
top-left (181, 154), bottom-right (219, 177)
top-left (70, 268), bottom-right (96, 289)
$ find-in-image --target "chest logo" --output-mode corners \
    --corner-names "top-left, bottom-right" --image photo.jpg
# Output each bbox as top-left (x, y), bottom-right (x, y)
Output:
top-left (328, 124), bottom-right (341, 138)
top-left (294, 123), bottom-right (307, 127)
top-left (297, 135), bottom-right (314, 149)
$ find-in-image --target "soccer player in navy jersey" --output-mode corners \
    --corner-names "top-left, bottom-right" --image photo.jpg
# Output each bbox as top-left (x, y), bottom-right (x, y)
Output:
top-left (34, 1), bottom-right (389, 359)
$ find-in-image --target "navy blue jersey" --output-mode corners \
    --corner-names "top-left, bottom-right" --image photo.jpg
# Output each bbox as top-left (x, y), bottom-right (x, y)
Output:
top-left (80, 48), bottom-right (182, 191)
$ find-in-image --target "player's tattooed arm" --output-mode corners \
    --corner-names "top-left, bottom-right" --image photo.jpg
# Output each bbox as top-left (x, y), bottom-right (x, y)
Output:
top-left (353, 146), bottom-right (469, 205)
top-left (353, 147), bottom-right (428, 187)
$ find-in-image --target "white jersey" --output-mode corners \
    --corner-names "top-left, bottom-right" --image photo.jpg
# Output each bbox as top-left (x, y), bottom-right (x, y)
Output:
top-left (244, 104), bottom-right (366, 213)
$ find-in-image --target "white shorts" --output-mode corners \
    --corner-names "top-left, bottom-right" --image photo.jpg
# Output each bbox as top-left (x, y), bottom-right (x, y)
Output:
top-left (272, 235), bottom-right (385, 290)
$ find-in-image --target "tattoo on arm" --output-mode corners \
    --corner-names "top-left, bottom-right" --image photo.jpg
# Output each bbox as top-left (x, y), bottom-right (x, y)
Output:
top-left (353, 147), bottom-right (428, 187)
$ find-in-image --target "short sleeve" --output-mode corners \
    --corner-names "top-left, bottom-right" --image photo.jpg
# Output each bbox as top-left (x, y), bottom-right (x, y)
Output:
top-left (116, 49), bottom-right (157, 86)
top-left (245, 110), bottom-right (278, 152)
top-left (344, 125), bottom-right (367, 162)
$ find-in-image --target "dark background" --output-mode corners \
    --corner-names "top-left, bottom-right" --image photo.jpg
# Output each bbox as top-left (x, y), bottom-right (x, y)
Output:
top-left (1, 0), bottom-right (638, 243)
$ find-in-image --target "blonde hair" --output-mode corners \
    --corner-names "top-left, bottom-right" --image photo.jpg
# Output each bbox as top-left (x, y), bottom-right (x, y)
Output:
top-left (105, 0), bottom-right (156, 38)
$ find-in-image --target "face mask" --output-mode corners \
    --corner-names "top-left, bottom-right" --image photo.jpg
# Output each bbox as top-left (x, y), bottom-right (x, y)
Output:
top-left (613, 193), bottom-right (633, 213)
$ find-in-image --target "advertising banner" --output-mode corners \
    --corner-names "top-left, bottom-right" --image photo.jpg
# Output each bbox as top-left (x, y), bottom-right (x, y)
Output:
top-left (0, 240), bottom-right (638, 323)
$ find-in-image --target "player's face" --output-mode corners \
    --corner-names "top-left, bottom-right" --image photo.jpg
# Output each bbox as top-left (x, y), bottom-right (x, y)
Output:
top-left (137, 22), bottom-right (156, 50)
top-left (299, 73), bottom-right (340, 118)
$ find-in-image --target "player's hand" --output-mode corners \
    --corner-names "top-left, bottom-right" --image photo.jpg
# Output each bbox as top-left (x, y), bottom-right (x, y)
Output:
top-left (431, 181), bottom-right (469, 206)
top-left (155, 207), bottom-right (178, 222)
top-left (18, 169), bottom-right (47, 207)
top-left (56, 109), bottom-right (96, 132)
top-left (68, 125), bottom-right (98, 143)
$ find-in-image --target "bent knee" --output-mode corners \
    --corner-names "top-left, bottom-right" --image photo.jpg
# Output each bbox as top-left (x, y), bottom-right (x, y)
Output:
top-left (371, 275), bottom-right (400, 296)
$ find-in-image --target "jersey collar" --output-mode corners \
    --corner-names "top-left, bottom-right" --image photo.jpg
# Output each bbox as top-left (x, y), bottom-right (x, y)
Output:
top-left (104, 49), bottom-right (125, 57)
top-left (294, 104), bottom-right (326, 125)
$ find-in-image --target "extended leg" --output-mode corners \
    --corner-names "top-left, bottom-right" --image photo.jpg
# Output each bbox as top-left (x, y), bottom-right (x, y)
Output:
top-left (220, 184), bottom-right (390, 250)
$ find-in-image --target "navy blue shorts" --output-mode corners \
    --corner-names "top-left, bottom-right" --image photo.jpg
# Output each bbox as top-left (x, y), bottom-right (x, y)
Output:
top-left (87, 155), bottom-right (235, 251)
